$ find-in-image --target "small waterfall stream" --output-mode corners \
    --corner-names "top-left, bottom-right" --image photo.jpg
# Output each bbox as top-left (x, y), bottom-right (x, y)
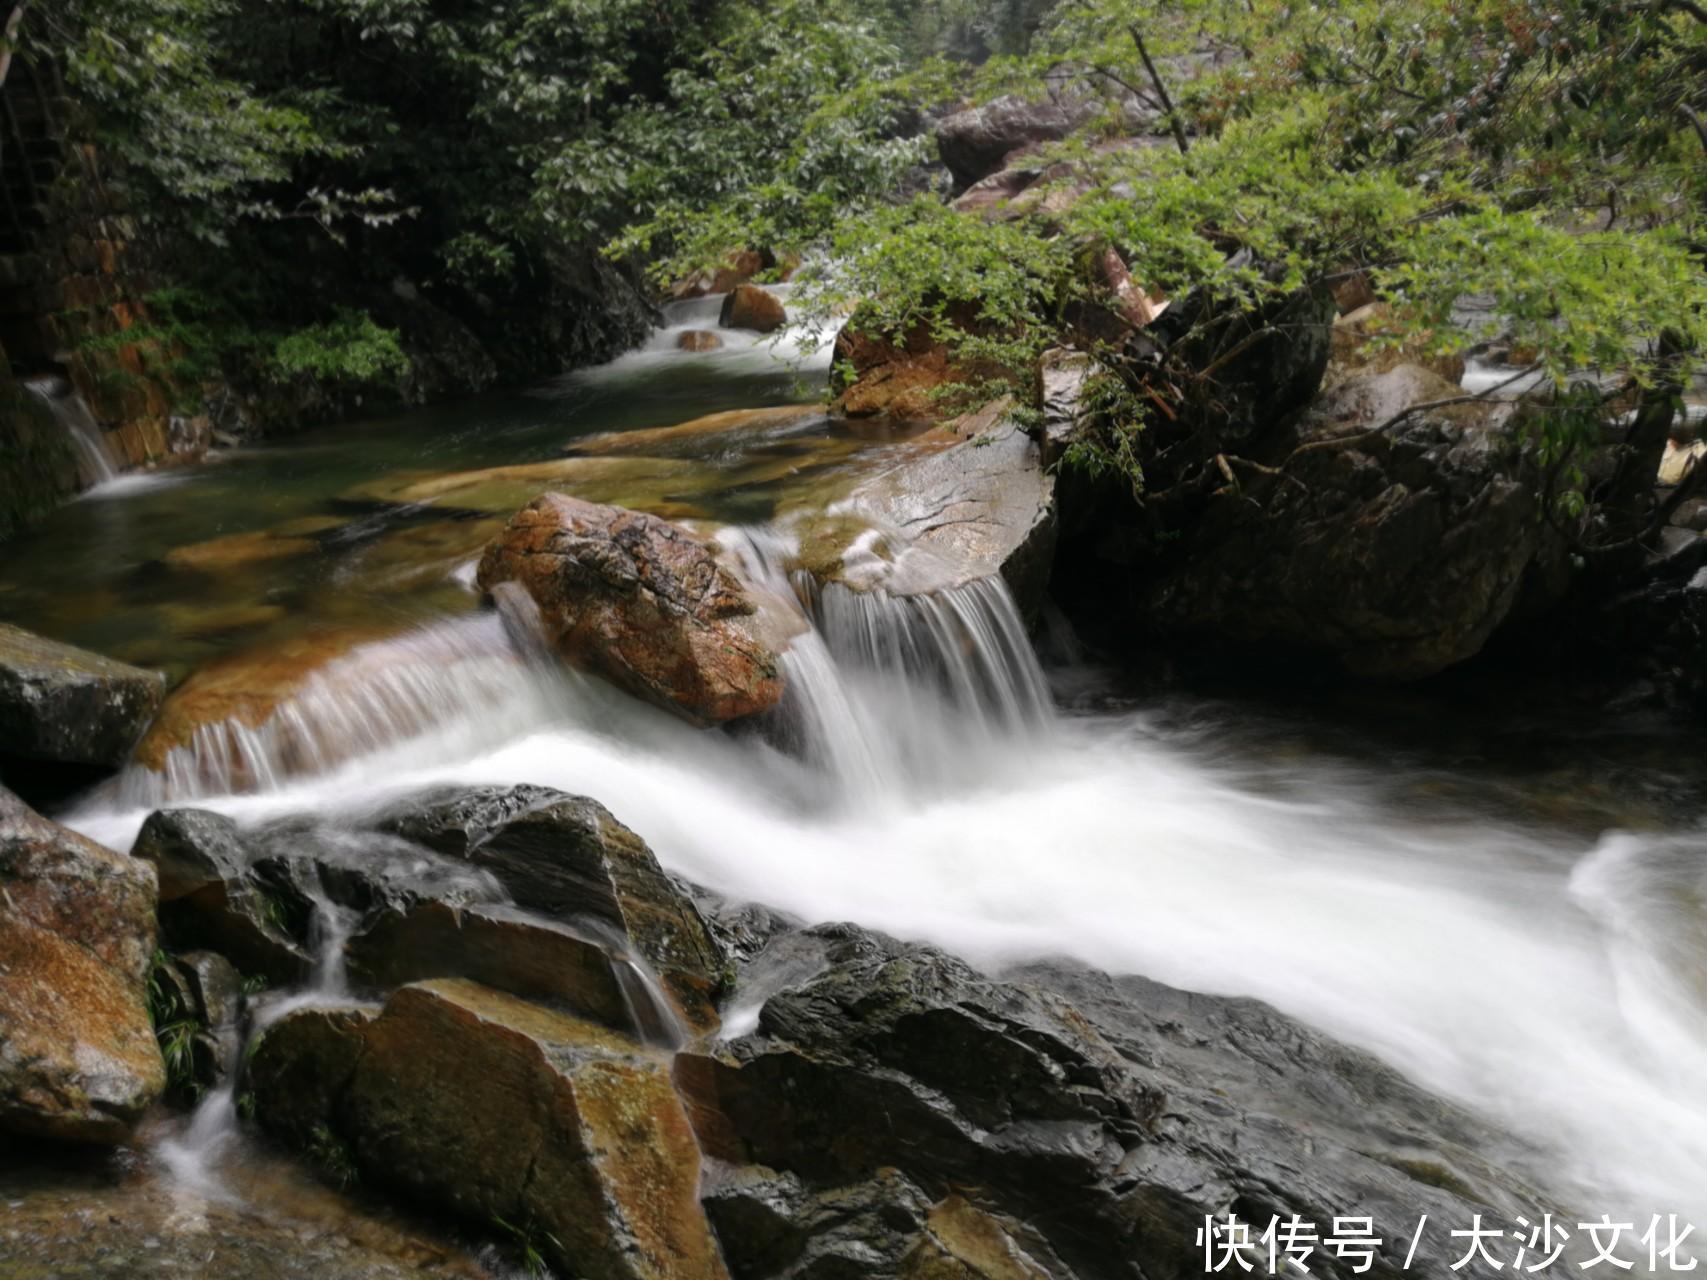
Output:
top-left (23, 373), bottom-right (120, 488)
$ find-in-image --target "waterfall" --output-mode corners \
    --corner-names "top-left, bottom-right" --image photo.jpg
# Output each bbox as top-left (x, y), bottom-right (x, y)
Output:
top-left (23, 374), bottom-right (120, 488)
top-left (102, 614), bottom-right (558, 810)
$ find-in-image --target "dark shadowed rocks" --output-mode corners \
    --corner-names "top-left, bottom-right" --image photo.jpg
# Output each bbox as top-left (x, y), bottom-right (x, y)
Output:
top-left (0, 622), bottom-right (165, 768)
top-left (1145, 364), bottom-right (1559, 680)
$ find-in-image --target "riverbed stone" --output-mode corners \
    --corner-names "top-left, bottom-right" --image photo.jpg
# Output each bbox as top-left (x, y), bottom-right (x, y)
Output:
top-left (380, 783), bottom-right (726, 1033)
top-left (676, 919), bottom-right (1546, 1280)
top-left (253, 979), bottom-right (730, 1280)
top-left (0, 622), bottom-right (166, 768)
top-left (0, 786), bottom-right (163, 1143)
top-left (679, 328), bottom-right (724, 351)
top-left (477, 492), bottom-right (785, 724)
top-left (566, 404), bottom-right (825, 457)
top-left (131, 807), bottom-right (313, 984)
top-left (719, 284), bottom-right (787, 333)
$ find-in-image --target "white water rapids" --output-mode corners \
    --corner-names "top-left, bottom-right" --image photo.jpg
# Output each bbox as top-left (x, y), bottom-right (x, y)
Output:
top-left (42, 288), bottom-right (1707, 1234)
top-left (59, 567), bottom-right (1707, 1226)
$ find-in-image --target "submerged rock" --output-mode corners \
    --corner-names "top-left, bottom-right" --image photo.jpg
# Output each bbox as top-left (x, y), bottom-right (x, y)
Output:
top-left (477, 493), bottom-right (786, 724)
top-left (678, 328), bottom-right (725, 351)
top-left (0, 787), bottom-right (163, 1143)
top-left (251, 979), bottom-right (730, 1280)
top-left (1145, 363), bottom-right (1555, 680)
top-left (719, 284), bottom-right (787, 334)
top-left (678, 918), bottom-right (1550, 1280)
top-left (566, 404), bottom-right (826, 457)
top-left (0, 622), bottom-right (166, 768)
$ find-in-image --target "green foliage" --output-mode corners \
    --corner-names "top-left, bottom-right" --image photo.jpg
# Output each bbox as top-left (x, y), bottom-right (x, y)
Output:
top-left (269, 309), bottom-right (410, 388)
top-left (306, 1123), bottom-right (360, 1190)
top-left (144, 950), bottom-right (203, 1102)
top-left (491, 1214), bottom-right (564, 1279)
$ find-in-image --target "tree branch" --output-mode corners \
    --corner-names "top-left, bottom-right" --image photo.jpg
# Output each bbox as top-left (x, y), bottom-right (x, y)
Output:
top-left (1129, 25), bottom-right (1190, 156)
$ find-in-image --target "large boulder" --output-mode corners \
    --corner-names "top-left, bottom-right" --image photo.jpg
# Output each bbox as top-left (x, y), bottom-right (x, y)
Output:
top-left (1143, 363), bottom-right (1556, 680)
top-left (0, 787), bottom-right (163, 1142)
top-left (0, 622), bottom-right (165, 768)
top-left (477, 493), bottom-right (786, 724)
top-left (249, 979), bottom-right (730, 1280)
top-left (934, 96), bottom-right (1095, 190)
top-left (796, 399), bottom-right (1057, 621)
top-left (131, 785), bottom-right (727, 1035)
top-left (676, 918), bottom-right (1552, 1280)
top-left (719, 284), bottom-right (788, 334)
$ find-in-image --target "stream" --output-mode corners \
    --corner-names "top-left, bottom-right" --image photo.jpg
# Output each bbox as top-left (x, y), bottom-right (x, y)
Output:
top-left (6, 294), bottom-right (1707, 1265)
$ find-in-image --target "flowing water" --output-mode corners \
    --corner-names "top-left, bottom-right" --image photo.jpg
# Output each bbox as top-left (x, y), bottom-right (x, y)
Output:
top-left (24, 374), bottom-right (121, 489)
top-left (9, 294), bottom-right (1707, 1245)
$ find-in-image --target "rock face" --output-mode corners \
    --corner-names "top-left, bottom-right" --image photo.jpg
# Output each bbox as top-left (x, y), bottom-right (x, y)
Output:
top-left (0, 787), bottom-right (163, 1142)
top-left (477, 493), bottom-right (785, 724)
top-left (719, 284), bottom-right (787, 334)
top-left (798, 399), bottom-right (1057, 620)
top-left (934, 96), bottom-right (1094, 190)
top-left (131, 784), bottom-right (726, 1035)
top-left (830, 314), bottom-right (992, 422)
top-left (0, 622), bottom-right (166, 768)
top-left (677, 915), bottom-right (1549, 1280)
top-left (250, 979), bottom-right (730, 1280)
top-left (1146, 364), bottom-right (1555, 679)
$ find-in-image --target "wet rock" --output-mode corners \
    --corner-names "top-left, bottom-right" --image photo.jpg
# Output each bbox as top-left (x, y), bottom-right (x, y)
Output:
top-left (679, 328), bottom-right (725, 351)
top-left (347, 902), bottom-right (645, 1037)
top-left (0, 622), bottom-right (166, 768)
top-left (252, 978), bottom-right (729, 1280)
top-left (798, 399), bottom-right (1056, 620)
top-left (567, 404), bottom-right (825, 457)
top-left (677, 920), bottom-right (1542, 1280)
top-left (720, 284), bottom-right (788, 334)
top-left (130, 808), bottom-right (313, 984)
top-left (1146, 363), bottom-right (1557, 680)
top-left (702, 1163), bottom-right (934, 1277)
top-left (934, 96), bottom-right (1094, 190)
top-left (477, 493), bottom-right (786, 724)
top-left (380, 784), bottom-right (726, 1032)
top-left (0, 786), bottom-right (163, 1142)
top-left (702, 1163), bottom-right (1069, 1280)
top-left (130, 626), bottom-right (389, 775)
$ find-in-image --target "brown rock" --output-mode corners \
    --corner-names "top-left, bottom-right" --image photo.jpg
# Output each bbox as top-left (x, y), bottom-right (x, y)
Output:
top-left (677, 329), bottom-right (723, 352)
top-left (718, 284), bottom-right (787, 334)
top-left (477, 493), bottom-right (784, 724)
top-left (163, 528), bottom-right (320, 574)
top-left (566, 404), bottom-right (823, 457)
top-left (252, 980), bottom-right (730, 1280)
top-left (830, 313), bottom-right (997, 423)
top-left (0, 787), bottom-right (163, 1142)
